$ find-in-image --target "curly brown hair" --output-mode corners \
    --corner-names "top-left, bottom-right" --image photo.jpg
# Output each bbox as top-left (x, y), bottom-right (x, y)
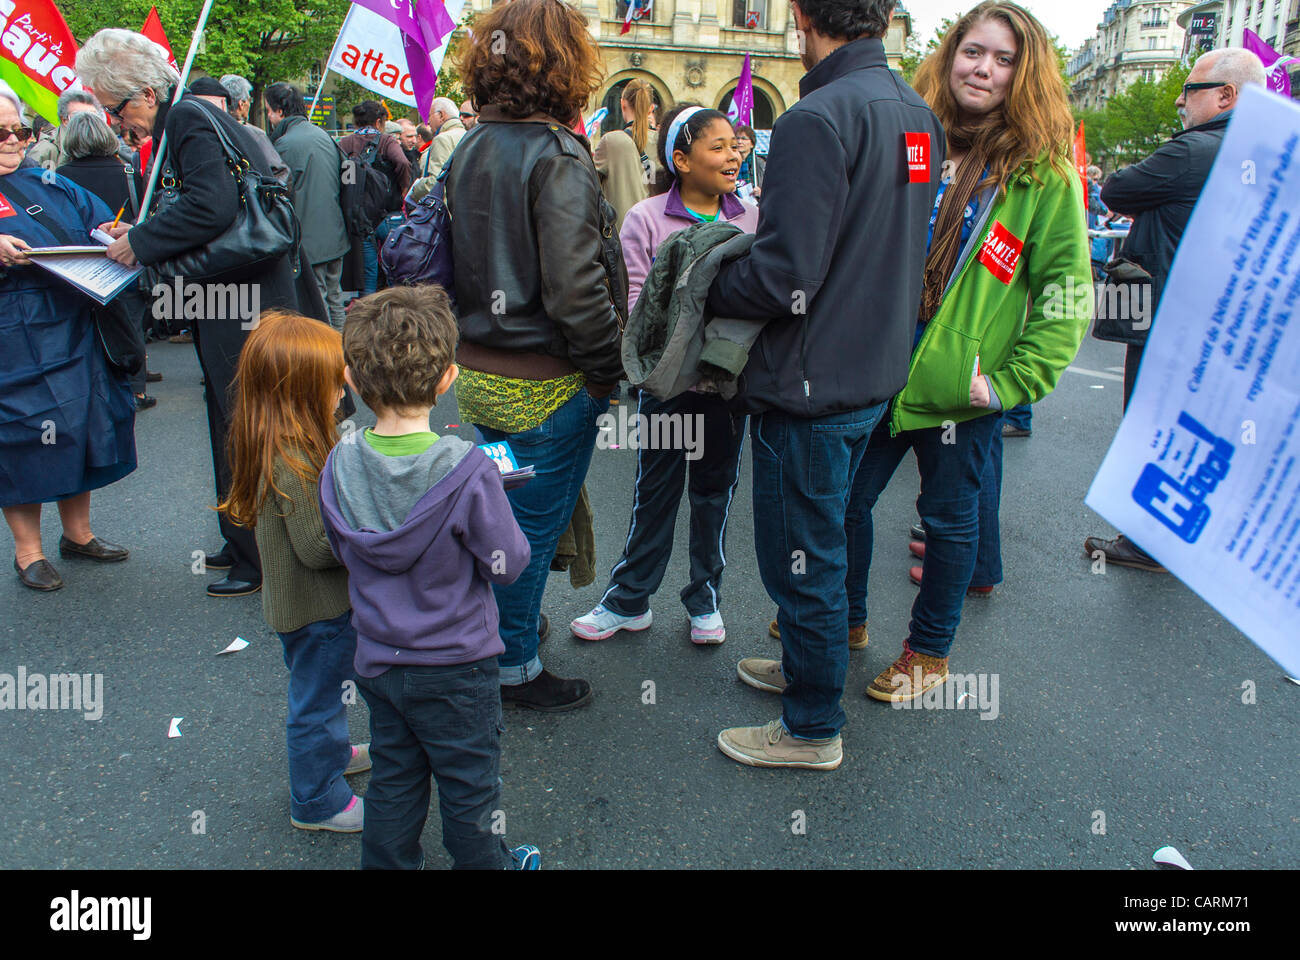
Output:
top-left (457, 0), bottom-right (604, 124)
top-left (343, 286), bottom-right (458, 413)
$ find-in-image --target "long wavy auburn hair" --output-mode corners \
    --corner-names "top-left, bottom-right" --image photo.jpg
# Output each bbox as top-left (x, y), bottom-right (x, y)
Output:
top-left (913, 1), bottom-right (1075, 193)
top-left (458, 0), bottom-right (604, 125)
top-left (218, 311), bottom-right (344, 528)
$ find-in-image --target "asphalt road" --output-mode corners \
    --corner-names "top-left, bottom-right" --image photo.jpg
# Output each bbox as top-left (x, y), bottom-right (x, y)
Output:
top-left (2, 333), bottom-right (1295, 869)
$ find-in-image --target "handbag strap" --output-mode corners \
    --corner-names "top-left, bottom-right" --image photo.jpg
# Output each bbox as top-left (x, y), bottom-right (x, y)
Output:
top-left (1, 176), bottom-right (78, 245)
top-left (161, 100), bottom-right (255, 187)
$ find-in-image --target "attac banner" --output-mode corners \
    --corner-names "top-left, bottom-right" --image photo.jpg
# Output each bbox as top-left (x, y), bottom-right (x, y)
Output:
top-left (327, 0), bottom-right (463, 110)
top-left (0, 0), bottom-right (80, 124)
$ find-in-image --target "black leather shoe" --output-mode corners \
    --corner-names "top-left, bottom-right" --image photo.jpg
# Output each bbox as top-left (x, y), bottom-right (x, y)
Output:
top-left (204, 549), bottom-right (234, 571)
top-left (537, 613), bottom-right (550, 644)
top-left (1083, 534), bottom-right (1166, 573)
top-left (207, 576), bottom-right (262, 597)
top-left (15, 557), bottom-right (63, 591)
top-left (59, 535), bottom-right (129, 562)
top-left (146, 370), bottom-right (163, 383)
top-left (1002, 424), bottom-right (1031, 438)
top-left (134, 393), bottom-right (157, 410)
top-left (501, 669), bottom-right (593, 712)
top-left (910, 522), bottom-right (926, 541)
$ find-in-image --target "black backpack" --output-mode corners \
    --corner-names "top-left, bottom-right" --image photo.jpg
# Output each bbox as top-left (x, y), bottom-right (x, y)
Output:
top-left (338, 135), bottom-right (393, 235)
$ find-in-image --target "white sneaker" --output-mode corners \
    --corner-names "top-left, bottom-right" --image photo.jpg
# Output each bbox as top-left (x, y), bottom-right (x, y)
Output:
top-left (690, 611), bottom-right (726, 645)
top-left (291, 796), bottom-right (363, 833)
top-left (570, 604), bottom-right (653, 641)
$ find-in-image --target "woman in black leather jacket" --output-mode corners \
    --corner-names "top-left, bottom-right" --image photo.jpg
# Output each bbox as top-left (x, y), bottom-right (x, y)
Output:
top-left (446, 0), bottom-right (627, 712)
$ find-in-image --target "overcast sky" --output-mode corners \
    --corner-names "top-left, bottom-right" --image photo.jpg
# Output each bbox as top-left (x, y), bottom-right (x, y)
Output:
top-left (900, 0), bottom-right (1118, 50)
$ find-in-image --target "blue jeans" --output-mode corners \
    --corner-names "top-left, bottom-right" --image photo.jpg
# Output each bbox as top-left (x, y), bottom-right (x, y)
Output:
top-left (750, 403), bottom-right (888, 740)
top-left (971, 419), bottom-right (1005, 588)
top-left (357, 658), bottom-right (511, 869)
top-left (848, 412), bottom-right (1001, 659)
top-left (1003, 402), bottom-right (1032, 432)
top-left (476, 387), bottom-right (608, 684)
top-left (361, 214), bottom-right (401, 294)
top-left (278, 610), bottom-right (357, 823)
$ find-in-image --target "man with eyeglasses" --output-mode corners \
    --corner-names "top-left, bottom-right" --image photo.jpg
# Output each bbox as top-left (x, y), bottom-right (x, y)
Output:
top-left (1083, 47), bottom-right (1266, 574)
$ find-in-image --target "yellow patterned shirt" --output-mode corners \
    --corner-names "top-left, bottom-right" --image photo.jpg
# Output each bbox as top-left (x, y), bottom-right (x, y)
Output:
top-left (456, 368), bottom-right (587, 434)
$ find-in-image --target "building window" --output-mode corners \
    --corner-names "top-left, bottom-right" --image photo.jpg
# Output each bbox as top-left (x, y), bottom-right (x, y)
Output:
top-left (732, 0), bottom-right (767, 30)
top-left (615, 0), bottom-right (659, 23)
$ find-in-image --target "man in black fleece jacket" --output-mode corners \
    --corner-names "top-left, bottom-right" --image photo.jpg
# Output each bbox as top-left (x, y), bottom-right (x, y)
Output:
top-left (707, 0), bottom-right (944, 770)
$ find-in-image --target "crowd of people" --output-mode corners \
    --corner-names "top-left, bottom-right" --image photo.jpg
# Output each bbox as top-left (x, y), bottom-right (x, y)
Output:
top-left (0, 0), bottom-right (1272, 868)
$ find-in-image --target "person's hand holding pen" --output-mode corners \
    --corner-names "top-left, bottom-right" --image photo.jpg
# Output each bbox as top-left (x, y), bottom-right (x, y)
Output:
top-left (96, 212), bottom-right (138, 267)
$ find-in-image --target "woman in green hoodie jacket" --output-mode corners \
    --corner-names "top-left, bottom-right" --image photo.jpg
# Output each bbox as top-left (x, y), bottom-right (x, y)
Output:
top-left (849, 1), bottom-right (1091, 703)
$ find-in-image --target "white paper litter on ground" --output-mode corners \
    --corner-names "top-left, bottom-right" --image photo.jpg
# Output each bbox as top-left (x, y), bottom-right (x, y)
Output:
top-left (1152, 845), bottom-right (1193, 870)
top-left (167, 717), bottom-right (183, 738)
top-left (218, 637), bottom-right (249, 655)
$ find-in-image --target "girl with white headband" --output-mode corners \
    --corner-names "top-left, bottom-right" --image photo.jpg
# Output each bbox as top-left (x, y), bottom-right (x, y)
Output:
top-left (571, 103), bottom-right (758, 646)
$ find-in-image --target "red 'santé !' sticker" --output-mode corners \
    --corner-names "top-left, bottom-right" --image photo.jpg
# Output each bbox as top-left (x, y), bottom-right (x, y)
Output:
top-left (904, 132), bottom-right (930, 183)
top-left (0, 192), bottom-right (16, 218)
top-left (976, 221), bottom-right (1024, 284)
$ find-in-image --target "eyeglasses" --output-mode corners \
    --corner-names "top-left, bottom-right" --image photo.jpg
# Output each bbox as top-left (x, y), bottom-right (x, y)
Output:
top-left (1181, 81), bottom-right (1228, 98)
top-left (459, 112), bottom-right (475, 119)
top-left (0, 126), bottom-right (32, 143)
top-left (105, 95), bottom-right (134, 120)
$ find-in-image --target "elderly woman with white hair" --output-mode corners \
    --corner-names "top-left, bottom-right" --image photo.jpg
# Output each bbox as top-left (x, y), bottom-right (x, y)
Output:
top-left (0, 81), bottom-right (136, 592)
top-left (76, 27), bottom-right (328, 599)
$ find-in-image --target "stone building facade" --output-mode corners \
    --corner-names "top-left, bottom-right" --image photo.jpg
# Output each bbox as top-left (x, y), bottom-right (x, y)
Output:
top-left (1067, 1), bottom-right (1194, 111)
top-left (460, 0), bottom-right (913, 132)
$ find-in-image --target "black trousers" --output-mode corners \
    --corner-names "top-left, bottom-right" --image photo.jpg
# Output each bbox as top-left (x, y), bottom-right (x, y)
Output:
top-left (357, 659), bottom-right (511, 870)
top-left (1123, 342), bottom-right (1144, 411)
top-left (191, 314), bottom-right (259, 582)
top-left (600, 390), bottom-right (746, 619)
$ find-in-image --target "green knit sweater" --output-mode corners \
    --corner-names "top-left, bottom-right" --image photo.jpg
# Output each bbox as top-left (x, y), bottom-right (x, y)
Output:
top-left (253, 455), bottom-right (351, 633)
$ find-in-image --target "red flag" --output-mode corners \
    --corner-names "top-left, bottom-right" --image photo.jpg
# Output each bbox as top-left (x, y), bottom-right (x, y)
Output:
top-left (141, 6), bottom-right (179, 73)
top-left (1073, 121), bottom-right (1088, 194)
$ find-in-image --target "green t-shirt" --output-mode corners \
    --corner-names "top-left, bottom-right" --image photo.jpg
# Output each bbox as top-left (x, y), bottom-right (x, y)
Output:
top-left (363, 429), bottom-right (440, 456)
top-left (685, 206), bottom-right (720, 223)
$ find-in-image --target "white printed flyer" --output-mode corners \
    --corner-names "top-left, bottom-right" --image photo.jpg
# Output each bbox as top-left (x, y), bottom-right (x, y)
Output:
top-left (1086, 86), bottom-right (1300, 679)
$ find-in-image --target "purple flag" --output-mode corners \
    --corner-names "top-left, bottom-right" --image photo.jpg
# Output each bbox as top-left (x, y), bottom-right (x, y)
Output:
top-left (1243, 28), bottom-right (1298, 99)
top-left (353, 0), bottom-right (457, 120)
top-left (727, 53), bottom-right (754, 127)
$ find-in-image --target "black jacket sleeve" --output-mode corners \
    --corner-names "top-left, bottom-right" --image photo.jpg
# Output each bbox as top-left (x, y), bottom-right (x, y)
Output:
top-left (1100, 138), bottom-right (1192, 216)
top-left (707, 109), bottom-right (847, 320)
top-left (531, 152), bottom-right (625, 384)
top-left (128, 105), bottom-right (240, 266)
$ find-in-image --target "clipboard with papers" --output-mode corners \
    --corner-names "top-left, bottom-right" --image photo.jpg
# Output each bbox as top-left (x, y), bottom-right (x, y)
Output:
top-left (23, 244), bottom-right (143, 305)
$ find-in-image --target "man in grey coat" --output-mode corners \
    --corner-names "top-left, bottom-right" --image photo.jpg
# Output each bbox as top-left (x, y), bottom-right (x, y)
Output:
top-left (219, 73), bottom-right (290, 184)
top-left (265, 82), bottom-right (350, 330)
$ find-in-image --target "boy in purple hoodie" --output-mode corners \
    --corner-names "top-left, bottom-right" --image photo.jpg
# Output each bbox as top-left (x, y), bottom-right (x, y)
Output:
top-left (319, 286), bottom-right (537, 870)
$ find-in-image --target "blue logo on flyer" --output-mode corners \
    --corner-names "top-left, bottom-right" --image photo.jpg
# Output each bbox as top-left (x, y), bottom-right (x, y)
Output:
top-left (478, 441), bottom-right (519, 475)
top-left (1131, 411), bottom-right (1234, 544)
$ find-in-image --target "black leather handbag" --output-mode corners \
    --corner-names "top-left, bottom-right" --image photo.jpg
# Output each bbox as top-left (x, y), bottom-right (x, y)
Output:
top-left (1091, 256), bottom-right (1154, 346)
top-left (150, 102), bottom-right (299, 279)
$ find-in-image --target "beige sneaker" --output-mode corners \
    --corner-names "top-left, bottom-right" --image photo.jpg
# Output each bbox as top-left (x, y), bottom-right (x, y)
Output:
top-left (866, 642), bottom-right (949, 703)
top-left (737, 658), bottom-right (786, 693)
top-left (768, 619), bottom-right (868, 648)
top-left (717, 718), bottom-right (842, 770)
